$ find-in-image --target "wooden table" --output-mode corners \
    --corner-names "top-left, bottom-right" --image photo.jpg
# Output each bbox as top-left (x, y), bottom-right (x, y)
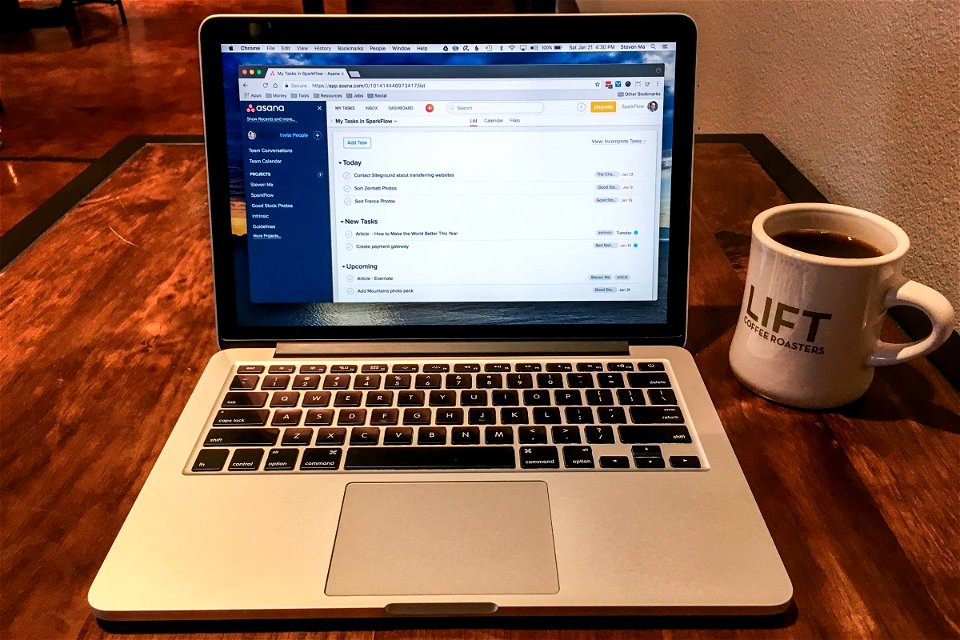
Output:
top-left (3, 135), bottom-right (958, 639)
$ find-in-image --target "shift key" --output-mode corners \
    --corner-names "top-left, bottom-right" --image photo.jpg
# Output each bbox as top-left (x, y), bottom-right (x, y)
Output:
top-left (213, 409), bottom-right (270, 426)
top-left (204, 428), bottom-right (279, 446)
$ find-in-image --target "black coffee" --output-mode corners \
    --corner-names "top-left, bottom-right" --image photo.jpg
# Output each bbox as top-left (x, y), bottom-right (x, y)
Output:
top-left (772, 229), bottom-right (885, 259)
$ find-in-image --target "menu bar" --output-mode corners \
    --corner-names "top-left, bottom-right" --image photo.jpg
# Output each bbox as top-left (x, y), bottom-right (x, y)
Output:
top-left (222, 42), bottom-right (676, 54)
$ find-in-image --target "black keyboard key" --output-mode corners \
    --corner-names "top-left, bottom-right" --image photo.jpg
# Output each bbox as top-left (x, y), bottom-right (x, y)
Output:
top-left (192, 449), bottom-right (228, 472)
top-left (300, 364), bottom-right (327, 374)
top-left (454, 363), bottom-right (481, 373)
top-left (271, 409), bottom-right (302, 426)
top-left (597, 373), bottom-right (625, 388)
top-left (383, 427), bottom-right (414, 445)
top-left (484, 363), bottom-right (511, 372)
top-left (237, 365), bottom-right (265, 374)
top-left (551, 426), bottom-right (581, 444)
top-left (221, 392), bottom-right (268, 408)
top-left (636, 362), bottom-right (666, 372)
top-left (361, 364), bottom-right (389, 373)
top-left (563, 446), bottom-right (595, 468)
top-left (566, 373), bottom-right (593, 388)
top-left (532, 407), bottom-right (561, 424)
top-left (268, 364), bottom-right (296, 374)
top-left (331, 365), bottom-right (357, 373)
top-left (555, 390), bottom-right (582, 405)
top-left (492, 390), bottom-right (520, 406)
top-left (365, 391), bottom-right (394, 406)
top-left (423, 364), bottom-right (450, 373)
top-left (616, 389), bottom-right (646, 405)
top-left (264, 448), bottom-right (298, 471)
top-left (461, 390), bottom-right (488, 406)
top-left (451, 426), bottom-right (480, 445)
top-left (281, 427), bottom-right (312, 445)
top-left (522, 389), bottom-right (551, 405)
top-left (369, 409), bottom-right (399, 426)
top-left (468, 407), bottom-right (496, 425)
top-left (518, 426), bottom-right (548, 444)
top-left (445, 373), bottom-right (473, 389)
top-left (315, 428), bottom-right (346, 445)
top-left (322, 374), bottom-right (350, 390)
top-left (300, 447), bottom-right (342, 470)
top-left (429, 390), bottom-right (457, 406)
top-left (546, 363), bottom-right (572, 372)
top-left (305, 409), bottom-right (334, 426)
top-left (292, 375), bottom-right (321, 390)
top-left (619, 425), bottom-right (692, 444)
top-left (520, 446), bottom-right (559, 469)
top-left (485, 426), bottom-right (514, 444)
top-left (586, 389), bottom-right (614, 405)
top-left (536, 373), bottom-right (564, 388)
top-left (599, 455), bottom-right (630, 468)
top-left (435, 408), bottom-right (464, 425)
top-left (391, 364), bottom-right (418, 373)
top-left (418, 426), bottom-right (447, 445)
top-left (515, 363), bottom-right (542, 372)
top-left (564, 407), bottom-right (593, 424)
top-left (669, 455), bottom-right (702, 469)
top-left (648, 389), bottom-right (678, 405)
top-left (397, 391), bottom-right (425, 406)
top-left (403, 408), bottom-right (432, 425)
top-left (597, 407), bottom-right (627, 423)
top-left (337, 409), bottom-right (367, 426)
top-left (635, 456), bottom-right (667, 469)
top-left (632, 445), bottom-right (663, 457)
top-left (228, 448), bottom-right (264, 471)
top-left (476, 374), bottom-right (503, 389)
top-left (344, 446), bottom-right (515, 470)
top-left (354, 375), bottom-right (382, 390)
top-left (507, 373), bottom-right (533, 389)
top-left (576, 362), bottom-right (603, 371)
top-left (303, 391), bottom-right (331, 407)
top-left (415, 374), bottom-right (442, 389)
top-left (334, 391), bottom-right (363, 407)
top-left (627, 372), bottom-right (672, 388)
top-left (213, 409), bottom-right (269, 426)
top-left (205, 428), bottom-right (278, 446)
top-left (585, 425), bottom-right (615, 444)
top-left (262, 375), bottom-right (291, 390)
top-left (385, 374), bottom-right (412, 389)
top-left (500, 407), bottom-right (529, 425)
top-left (230, 374), bottom-right (259, 390)
top-left (606, 362), bottom-right (635, 371)
top-left (270, 391), bottom-right (300, 408)
top-left (629, 406), bottom-right (685, 424)
top-left (350, 427), bottom-right (380, 445)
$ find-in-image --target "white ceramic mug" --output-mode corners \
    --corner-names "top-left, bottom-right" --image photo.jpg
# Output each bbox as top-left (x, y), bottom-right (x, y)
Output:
top-left (729, 203), bottom-right (954, 409)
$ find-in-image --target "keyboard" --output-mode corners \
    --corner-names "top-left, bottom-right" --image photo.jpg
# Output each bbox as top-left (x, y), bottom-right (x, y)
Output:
top-left (185, 359), bottom-right (708, 474)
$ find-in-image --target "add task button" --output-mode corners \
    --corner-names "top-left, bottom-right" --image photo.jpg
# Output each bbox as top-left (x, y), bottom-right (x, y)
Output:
top-left (590, 101), bottom-right (617, 113)
top-left (343, 137), bottom-right (371, 149)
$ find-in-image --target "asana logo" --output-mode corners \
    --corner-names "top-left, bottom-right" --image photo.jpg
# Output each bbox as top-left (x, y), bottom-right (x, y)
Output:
top-left (246, 104), bottom-right (285, 113)
top-left (246, 103), bottom-right (255, 113)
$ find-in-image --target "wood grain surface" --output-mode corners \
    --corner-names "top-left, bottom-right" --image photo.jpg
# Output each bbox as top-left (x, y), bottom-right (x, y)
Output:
top-left (2, 141), bottom-right (957, 640)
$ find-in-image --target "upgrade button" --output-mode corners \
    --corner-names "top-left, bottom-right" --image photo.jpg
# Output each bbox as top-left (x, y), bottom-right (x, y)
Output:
top-left (590, 101), bottom-right (617, 113)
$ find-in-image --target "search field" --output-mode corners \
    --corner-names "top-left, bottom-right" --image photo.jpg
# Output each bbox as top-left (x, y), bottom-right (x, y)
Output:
top-left (445, 102), bottom-right (545, 114)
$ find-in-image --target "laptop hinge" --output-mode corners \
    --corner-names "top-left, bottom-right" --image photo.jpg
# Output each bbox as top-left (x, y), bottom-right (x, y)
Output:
top-left (274, 341), bottom-right (630, 358)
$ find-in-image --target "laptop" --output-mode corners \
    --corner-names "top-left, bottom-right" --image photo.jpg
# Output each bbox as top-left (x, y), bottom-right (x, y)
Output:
top-left (89, 13), bottom-right (792, 620)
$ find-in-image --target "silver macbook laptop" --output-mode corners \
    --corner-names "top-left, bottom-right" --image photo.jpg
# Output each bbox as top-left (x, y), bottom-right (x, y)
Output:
top-left (89, 13), bottom-right (791, 620)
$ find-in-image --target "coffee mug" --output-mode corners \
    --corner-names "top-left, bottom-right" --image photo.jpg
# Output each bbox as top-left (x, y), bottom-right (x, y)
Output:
top-left (729, 203), bottom-right (954, 409)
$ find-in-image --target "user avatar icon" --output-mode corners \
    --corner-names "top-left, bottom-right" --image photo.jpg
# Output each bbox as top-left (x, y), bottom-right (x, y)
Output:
top-left (247, 130), bottom-right (256, 140)
top-left (647, 101), bottom-right (659, 112)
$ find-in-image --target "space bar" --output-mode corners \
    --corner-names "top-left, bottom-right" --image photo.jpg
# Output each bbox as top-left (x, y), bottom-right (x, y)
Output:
top-left (344, 447), bottom-right (517, 470)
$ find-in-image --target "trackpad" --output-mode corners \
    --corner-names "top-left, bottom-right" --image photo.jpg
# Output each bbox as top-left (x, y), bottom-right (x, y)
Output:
top-left (325, 481), bottom-right (559, 596)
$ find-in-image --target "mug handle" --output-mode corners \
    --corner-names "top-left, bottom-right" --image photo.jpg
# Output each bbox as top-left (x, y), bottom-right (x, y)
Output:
top-left (867, 279), bottom-right (955, 366)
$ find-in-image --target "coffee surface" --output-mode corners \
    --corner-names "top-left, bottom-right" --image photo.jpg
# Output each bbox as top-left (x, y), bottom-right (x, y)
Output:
top-left (772, 229), bottom-right (885, 259)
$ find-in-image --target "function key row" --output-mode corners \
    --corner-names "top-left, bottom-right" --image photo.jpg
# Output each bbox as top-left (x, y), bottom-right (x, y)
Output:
top-left (235, 362), bottom-right (665, 376)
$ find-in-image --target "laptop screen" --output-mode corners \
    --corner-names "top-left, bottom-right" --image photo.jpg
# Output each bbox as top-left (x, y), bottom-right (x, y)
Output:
top-left (201, 16), bottom-right (696, 344)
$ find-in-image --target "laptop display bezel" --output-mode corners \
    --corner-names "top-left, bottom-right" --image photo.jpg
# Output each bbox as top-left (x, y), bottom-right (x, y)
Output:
top-left (199, 14), bottom-right (696, 348)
